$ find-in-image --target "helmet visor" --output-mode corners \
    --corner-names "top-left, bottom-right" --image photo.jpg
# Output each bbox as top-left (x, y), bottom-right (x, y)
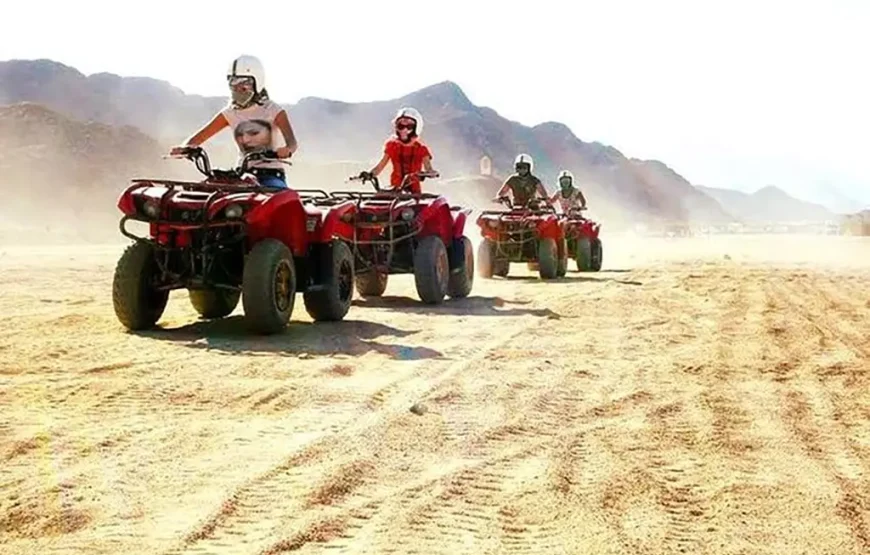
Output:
top-left (559, 177), bottom-right (572, 187)
top-left (516, 163), bottom-right (530, 173)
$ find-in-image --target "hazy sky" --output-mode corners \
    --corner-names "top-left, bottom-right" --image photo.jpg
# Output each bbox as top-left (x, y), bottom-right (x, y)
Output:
top-left (2, 0), bottom-right (868, 207)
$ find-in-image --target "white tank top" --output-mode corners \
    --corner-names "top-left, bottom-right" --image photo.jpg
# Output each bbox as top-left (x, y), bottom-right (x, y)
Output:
top-left (221, 100), bottom-right (286, 170)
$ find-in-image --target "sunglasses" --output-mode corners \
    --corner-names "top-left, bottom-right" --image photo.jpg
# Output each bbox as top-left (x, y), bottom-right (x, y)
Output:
top-left (396, 123), bottom-right (415, 131)
top-left (228, 76), bottom-right (253, 89)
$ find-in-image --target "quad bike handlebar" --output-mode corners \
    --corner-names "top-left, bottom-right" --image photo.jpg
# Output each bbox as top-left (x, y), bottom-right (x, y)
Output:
top-left (495, 196), bottom-right (555, 213)
top-left (167, 146), bottom-right (291, 180)
top-left (349, 170), bottom-right (440, 193)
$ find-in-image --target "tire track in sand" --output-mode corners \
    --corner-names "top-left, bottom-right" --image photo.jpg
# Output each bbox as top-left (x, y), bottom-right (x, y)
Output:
top-left (166, 310), bottom-right (555, 555)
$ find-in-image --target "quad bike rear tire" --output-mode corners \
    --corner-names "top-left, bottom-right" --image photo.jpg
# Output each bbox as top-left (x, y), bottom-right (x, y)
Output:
top-left (189, 289), bottom-right (240, 319)
top-left (556, 239), bottom-right (568, 278)
top-left (590, 238), bottom-right (603, 272)
top-left (537, 238), bottom-right (559, 279)
top-left (575, 238), bottom-right (593, 272)
top-left (304, 240), bottom-right (354, 321)
top-left (112, 241), bottom-right (169, 330)
top-left (414, 235), bottom-right (449, 304)
top-left (355, 270), bottom-right (388, 297)
top-left (448, 236), bottom-right (474, 298)
top-left (242, 239), bottom-right (296, 335)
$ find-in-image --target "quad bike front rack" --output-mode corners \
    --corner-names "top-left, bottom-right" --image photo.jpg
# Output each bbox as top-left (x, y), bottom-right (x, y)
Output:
top-left (479, 208), bottom-right (553, 260)
top-left (120, 180), bottom-right (260, 292)
top-left (327, 191), bottom-right (441, 275)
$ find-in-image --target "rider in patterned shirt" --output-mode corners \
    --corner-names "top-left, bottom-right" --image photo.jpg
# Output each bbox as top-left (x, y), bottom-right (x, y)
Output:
top-left (549, 170), bottom-right (587, 213)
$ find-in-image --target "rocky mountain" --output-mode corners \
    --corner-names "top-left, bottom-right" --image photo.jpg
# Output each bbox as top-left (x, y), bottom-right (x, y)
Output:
top-left (0, 58), bottom-right (734, 226)
top-left (696, 185), bottom-right (835, 223)
top-left (0, 102), bottom-right (184, 241)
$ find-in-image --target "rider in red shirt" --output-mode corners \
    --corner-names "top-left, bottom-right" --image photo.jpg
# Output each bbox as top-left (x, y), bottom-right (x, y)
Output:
top-left (362, 107), bottom-right (437, 194)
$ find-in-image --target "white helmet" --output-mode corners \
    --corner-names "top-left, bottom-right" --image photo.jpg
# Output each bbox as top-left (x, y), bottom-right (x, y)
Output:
top-left (514, 153), bottom-right (534, 173)
top-left (393, 106), bottom-right (424, 136)
top-left (558, 170), bottom-right (574, 185)
top-left (227, 55), bottom-right (266, 106)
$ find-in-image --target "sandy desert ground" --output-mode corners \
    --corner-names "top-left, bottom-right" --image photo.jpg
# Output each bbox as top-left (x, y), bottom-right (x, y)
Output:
top-left (1, 233), bottom-right (869, 554)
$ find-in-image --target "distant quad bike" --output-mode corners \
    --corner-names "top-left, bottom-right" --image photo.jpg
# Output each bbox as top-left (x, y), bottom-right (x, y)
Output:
top-left (113, 146), bottom-right (356, 335)
top-left (561, 206), bottom-right (603, 272)
top-left (300, 172), bottom-right (474, 304)
top-left (477, 197), bottom-right (568, 280)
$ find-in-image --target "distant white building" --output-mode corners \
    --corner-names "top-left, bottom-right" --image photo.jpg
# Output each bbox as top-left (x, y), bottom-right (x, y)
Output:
top-left (479, 155), bottom-right (492, 176)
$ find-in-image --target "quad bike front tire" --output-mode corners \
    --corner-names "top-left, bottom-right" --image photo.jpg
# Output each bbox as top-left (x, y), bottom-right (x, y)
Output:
top-left (556, 239), bottom-right (568, 278)
top-left (303, 240), bottom-right (354, 321)
top-left (590, 238), bottom-right (603, 272)
top-left (477, 239), bottom-right (495, 278)
top-left (242, 239), bottom-right (297, 335)
top-left (575, 238), bottom-right (593, 272)
top-left (537, 238), bottom-right (559, 280)
top-left (112, 241), bottom-right (169, 330)
top-left (355, 270), bottom-right (388, 297)
top-left (448, 236), bottom-right (474, 298)
top-left (189, 289), bottom-right (241, 319)
top-left (414, 235), bottom-right (449, 304)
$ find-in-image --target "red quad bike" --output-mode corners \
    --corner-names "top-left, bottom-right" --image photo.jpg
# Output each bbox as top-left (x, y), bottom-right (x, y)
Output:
top-left (560, 206), bottom-right (603, 272)
top-left (476, 196), bottom-right (569, 280)
top-left (306, 171), bottom-right (474, 304)
top-left (112, 146), bottom-right (356, 335)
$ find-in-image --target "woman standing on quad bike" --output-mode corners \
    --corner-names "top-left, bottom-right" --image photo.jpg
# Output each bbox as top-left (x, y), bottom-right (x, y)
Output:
top-left (170, 55), bottom-right (298, 188)
top-left (549, 170), bottom-right (587, 213)
top-left (359, 107), bottom-right (439, 194)
top-left (493, 154), bottom-right (551, 207)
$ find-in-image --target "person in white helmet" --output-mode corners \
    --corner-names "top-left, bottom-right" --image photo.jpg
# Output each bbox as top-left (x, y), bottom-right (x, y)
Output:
top-left (360, 107), bottom-right (438, 195)
top-left (170, 55), bottom-right (298, 188)
top-left (493, 154), bottom-right (550, 207)
top-left (549, 170), bottom-right (587, 213)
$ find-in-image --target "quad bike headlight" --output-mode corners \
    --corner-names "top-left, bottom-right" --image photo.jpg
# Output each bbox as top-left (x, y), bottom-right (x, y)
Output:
top-left (142, 200), bottom-right (159, 219)
top-left (400, 208), bottom-right (415, 221)
top-left (225, 204), bottom-right (244, 219)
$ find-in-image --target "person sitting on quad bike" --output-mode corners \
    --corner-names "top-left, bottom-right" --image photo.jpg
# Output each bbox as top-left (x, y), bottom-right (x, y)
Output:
top-left (493, 154), bottom-right (551, 208)
top-left (170, 55), bottom-right (298, 188)
top-left (549, 170), bottom-right (587, 214)
top-left (358, 107), bottom-right (438, 195)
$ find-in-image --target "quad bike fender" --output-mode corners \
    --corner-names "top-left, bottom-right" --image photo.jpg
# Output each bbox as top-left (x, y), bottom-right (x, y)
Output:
top-left (246, 191), bottom-right (308, 256)
top-left (418, 201), bottom-right (454, 246)
top-left (536, 215), bottom-right (564, 241)
top-left (451, 208), bottom-right (472, 239)
top-left (318, 201), bottom-right (357, 243)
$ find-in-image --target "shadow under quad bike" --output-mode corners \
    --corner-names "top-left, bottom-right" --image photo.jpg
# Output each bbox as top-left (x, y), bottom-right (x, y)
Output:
top-left (300, 171), bottom-right (474, 304)
top-left (560, 206), bottom-right (603, 272)
top-left (113, 146), bottom-right (356, 335)
top-left (476, 196), bottom-right (569, 280)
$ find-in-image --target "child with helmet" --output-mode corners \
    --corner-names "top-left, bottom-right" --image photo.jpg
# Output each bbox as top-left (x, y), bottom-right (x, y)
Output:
top-left (360, 107), bottom-right (438, 195)
top-left (494, 154), bottom-right (551, 207)
top-left (170, 55), bottom-right (298, 188)
top-left (549, 170), bottom-right (587, 213)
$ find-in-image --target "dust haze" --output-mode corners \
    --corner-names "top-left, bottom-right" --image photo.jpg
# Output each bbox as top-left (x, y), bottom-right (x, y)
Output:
top-left (4, 116), bottom-right (870, 554)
